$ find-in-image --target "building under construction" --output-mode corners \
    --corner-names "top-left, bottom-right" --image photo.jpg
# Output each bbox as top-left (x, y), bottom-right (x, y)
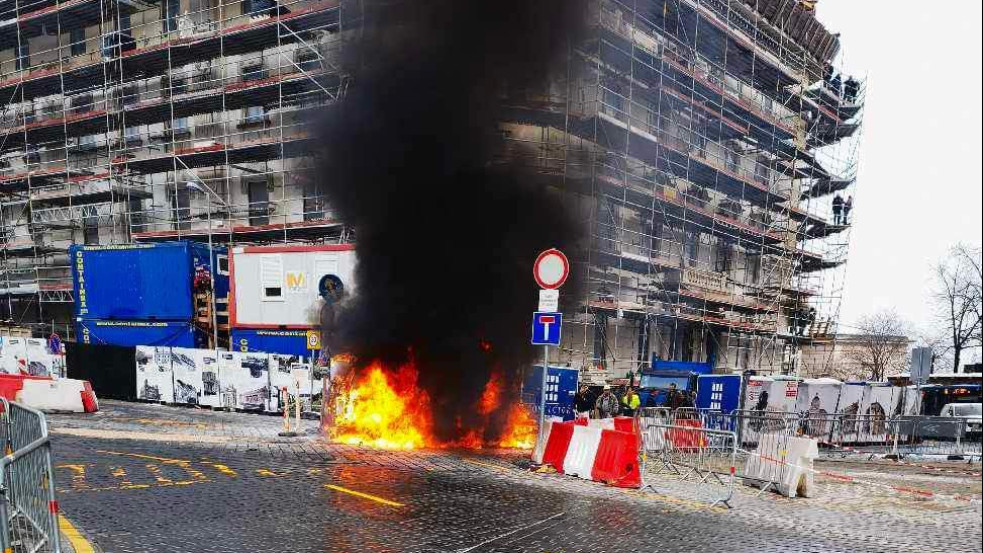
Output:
top-left (1, 0), bottom-right (863, 376)
top-left (1, 0), bottom-right (347, 337)
top-left (503, 0), bottom-right (864, 377)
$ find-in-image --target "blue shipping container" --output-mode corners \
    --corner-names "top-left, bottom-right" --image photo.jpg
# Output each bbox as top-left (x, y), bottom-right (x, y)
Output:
top-left (70, 241), bottom-right (228, 321)
top-left (231, 329), bottom-right (312, 357)
top-left (76, 319), bottom-right (205, 348)
top-left (523, 365), bottom-right (579, 421)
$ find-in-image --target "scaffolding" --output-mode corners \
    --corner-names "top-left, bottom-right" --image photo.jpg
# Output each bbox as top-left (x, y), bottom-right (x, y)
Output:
top-left (1, 0), bottom-right (350, 336)
top-left (2, 0), bottom-right (864, 376)
top-left (501, 0), bottom-right (865, 377)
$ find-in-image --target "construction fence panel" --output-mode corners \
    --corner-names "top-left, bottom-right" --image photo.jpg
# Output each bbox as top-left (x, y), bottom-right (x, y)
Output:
top-left (640, 419), bottom-right (738, 509)
top-left (889, 417), bottom-right (982, 460)
top-left (731, 409), bottom-right (799, 449)
top-left (797, 413), bottom-right (982, 460)
top-left (0, 399), bottom-right (62, 553)
top-left (706, 411), bottom-right (803, 496)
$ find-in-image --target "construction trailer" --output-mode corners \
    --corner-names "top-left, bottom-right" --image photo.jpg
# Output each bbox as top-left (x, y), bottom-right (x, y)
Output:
top-left (2, 0), bottom-right (862, 379)
top-left (70, 241), bottom-right (228, 319)
top-left (228, 243), bottom-right (355, 355)
top-left (70, 241), bottom-right (228, 347)
top-left (230, 328), bottom-right (311, 356)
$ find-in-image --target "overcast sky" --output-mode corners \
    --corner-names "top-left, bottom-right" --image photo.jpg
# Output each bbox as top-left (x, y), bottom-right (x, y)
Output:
top-left (817, 1), bottom-right (982, 334)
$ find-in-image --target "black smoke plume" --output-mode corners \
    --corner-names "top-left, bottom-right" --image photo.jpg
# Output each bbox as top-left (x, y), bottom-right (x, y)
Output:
top-left (318, 0), bottom-right (586, 442)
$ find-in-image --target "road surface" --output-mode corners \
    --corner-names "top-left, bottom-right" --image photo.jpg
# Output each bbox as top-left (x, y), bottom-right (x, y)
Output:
top-left (46, 401), bottom-right (982, 553)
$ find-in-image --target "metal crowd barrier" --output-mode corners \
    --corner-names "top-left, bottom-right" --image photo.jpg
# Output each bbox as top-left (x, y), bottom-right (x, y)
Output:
top-left (639, 415), bottom-right (738, 509)
top-left (634, 407), bottom-right (980, 504)
top-left (888, 417), bottom-right (981, 459)
top-left (658, 408), bottom-right (982, 460)
top-left (0, 398), bottom-right (62, 553)
top-left (797, 412), bottom-right (982, 460)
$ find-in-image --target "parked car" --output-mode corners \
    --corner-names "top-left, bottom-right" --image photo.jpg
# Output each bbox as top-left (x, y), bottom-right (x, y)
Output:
top-left (940, 402), bottom-right (982, 437)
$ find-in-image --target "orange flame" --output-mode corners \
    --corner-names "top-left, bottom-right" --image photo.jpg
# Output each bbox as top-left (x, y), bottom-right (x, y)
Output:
top-left (332, 361), bottom-right (433, 450)
top-left (477, 371), bottom-right (503, 415)
top-left (498, 404), bottom-right (537, 449)
top-left (330, 361), bottom-right (536, 451)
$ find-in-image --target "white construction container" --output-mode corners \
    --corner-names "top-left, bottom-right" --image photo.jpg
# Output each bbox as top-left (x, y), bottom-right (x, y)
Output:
top-left (230, 244), bottom-right (357, 328)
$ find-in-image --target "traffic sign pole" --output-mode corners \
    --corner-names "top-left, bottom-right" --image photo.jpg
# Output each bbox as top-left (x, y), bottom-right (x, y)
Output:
top-left (539, 344), bottom-right (548, 447)
top-left (532, 249), bottom-right (568, 453)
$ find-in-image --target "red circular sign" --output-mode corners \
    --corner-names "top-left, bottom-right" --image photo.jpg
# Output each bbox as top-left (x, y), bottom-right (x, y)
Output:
top-left (533, 249), bottom-right (569, 290)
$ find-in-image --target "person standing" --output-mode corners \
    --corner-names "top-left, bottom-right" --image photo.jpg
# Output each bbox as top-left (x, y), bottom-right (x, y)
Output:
top-left (843, 196), bottom-right (853, 225)
top-left (684, 390), bottom-right (697, 409)
top-left (621, 387), bottom-right (641, 417)
top-left (574, 385), bottom-right (595, 419)
top-left (843, 77), bottom-right (859, 103)
top-left (643, 389), bottom-right (661, 408)
top-left (662, 383), bottom-right (684, 410)
top-left (831, 194), bottom-right (844, 225)
top-left (595, 385), bottom-right (620, 419)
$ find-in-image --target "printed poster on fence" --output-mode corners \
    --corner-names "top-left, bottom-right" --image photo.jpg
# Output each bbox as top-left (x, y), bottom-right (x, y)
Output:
top-left (25, 338), bottom-right (55, 377)
top-left (0, 337), bottom-right (28, 375)
top-left (218, 352), bottom-right (271, 410)
top-left (135, 345), bottom-right (175, 402)
top-left (797, 379), bottom-right (841, 416)
top-left (169, 347), bottom-right (221, 407)
top-left (268, 353), bottom-right (312, 411)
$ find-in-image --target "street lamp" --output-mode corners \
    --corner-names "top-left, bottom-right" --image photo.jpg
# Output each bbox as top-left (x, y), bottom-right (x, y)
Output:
top-left (186, 180), bottom-right (228, 350)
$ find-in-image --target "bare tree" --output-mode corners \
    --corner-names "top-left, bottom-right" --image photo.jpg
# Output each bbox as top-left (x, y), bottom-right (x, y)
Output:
top-left (845, 310), bottom-right (911, 381)
top-left (933, 244), bottom-right (983, 372)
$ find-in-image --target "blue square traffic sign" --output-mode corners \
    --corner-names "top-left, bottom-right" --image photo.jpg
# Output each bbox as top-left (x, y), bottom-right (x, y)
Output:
top-left (531, 312), bottom-right (562, 346)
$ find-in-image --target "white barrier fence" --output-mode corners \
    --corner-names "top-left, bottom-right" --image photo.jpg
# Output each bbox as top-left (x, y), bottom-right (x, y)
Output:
top-left (135, 345), bottom-right (319, 413)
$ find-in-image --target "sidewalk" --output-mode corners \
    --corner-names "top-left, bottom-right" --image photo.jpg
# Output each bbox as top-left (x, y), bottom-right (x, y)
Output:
top-left (46, 399), bottom-right (321, 445)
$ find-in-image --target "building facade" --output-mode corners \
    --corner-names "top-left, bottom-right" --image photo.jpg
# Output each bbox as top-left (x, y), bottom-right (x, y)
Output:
top-left (2, 0), bottom-right (863, 378)
top-left (1, 0), bottom-right (347, 337)
top-left (518, 0), bottom-right (865, 376)
top-left (799, 333), bottom-right (911, 381)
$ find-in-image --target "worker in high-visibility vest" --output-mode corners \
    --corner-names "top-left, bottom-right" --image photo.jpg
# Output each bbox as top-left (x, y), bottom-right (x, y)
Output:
top-left (621, 387), bottom-right (641, 416)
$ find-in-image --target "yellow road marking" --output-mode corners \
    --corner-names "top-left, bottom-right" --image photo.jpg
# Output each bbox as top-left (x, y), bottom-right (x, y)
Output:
top-left (57, 479), bottom-right (208, 493)
top-left (98, 450), bottom-right (207, 480)
top-left (58, 515), bottom-right (96, 553)
top-left (256, 468), bottom-right (289, 477)
top-left (111, 465), bottom-right (134, 487)
top-left (207, 463), bottom-right (238, 477)
top-left (56, 464), bottom-right (90, 489)
top-left (325, 484), bottom-right (404, 507)
top-left (145, 464), bottom-right (173, 484)
top-left (96, 450), bottom-right (192, 464)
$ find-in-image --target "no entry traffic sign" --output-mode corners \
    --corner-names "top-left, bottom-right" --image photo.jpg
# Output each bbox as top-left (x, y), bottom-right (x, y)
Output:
top-left (531, 312), bottom-right (562, 346)
top-left (533, 249), bottom-right (569, 290)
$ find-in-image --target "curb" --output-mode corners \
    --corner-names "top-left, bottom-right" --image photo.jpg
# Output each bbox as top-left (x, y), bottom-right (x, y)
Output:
top-left (59, 514), bottom-right (99, 553)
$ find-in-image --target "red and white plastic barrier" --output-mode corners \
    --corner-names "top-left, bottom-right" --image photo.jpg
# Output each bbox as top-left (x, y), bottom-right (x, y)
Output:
top-left (537, 417), bottom-right (642, 488)
top-left (1, 374), bottom-right (98, 413)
